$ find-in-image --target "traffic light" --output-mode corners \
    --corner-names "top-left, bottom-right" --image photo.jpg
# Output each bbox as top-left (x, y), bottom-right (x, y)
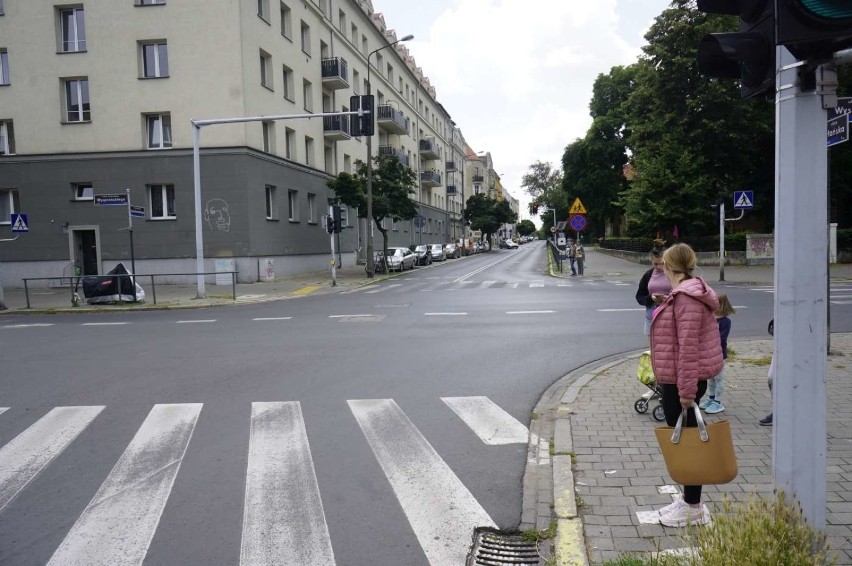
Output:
top-left (777, 0), bottom-right (852, 60)
top-left (326, 216), bottom-right (335, 234)
top-left (697, 0), bottom-right (775, 99)
top-left (349, 95), bottom-right (375, 137)
top-left (332, 205), bottom-right (343, 234)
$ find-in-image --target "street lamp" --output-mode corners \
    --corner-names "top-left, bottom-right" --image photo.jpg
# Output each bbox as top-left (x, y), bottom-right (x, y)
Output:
top-left (366, 33), bottom-right (413, 277)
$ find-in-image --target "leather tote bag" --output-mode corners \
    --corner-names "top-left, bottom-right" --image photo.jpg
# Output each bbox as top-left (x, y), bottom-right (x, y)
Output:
top-left (655, 405), bottom-right (738, 485)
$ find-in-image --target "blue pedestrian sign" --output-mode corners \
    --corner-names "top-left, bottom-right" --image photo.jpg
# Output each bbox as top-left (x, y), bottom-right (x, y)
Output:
top-left (11, 213), bottom-right (28, 232)
top-left (733, 190), bottom-right (754, 210)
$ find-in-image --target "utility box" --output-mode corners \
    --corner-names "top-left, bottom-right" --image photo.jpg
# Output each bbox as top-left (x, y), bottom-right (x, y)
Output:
top-left (214, 258), bottom-right (236, 286)
top-left (258, 258), bottom-right (274, 282)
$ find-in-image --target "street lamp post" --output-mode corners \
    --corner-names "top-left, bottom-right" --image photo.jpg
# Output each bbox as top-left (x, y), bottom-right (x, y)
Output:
top-left (366, 33), bottom-right (413, 277)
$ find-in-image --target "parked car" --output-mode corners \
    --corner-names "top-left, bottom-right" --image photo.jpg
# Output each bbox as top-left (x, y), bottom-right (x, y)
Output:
top-left (429, 243), bottom-right (445, 261)
top-left (500, 239), bottom-right (518, 249)
top-left (413, 244), bottom-right (432, 266)
top-left (385, 247), bottom-right (417, 271)
top-left (444, 243), bottom-right (460, 259)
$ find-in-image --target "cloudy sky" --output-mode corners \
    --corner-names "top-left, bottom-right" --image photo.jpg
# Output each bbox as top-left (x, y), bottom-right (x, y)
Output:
top-left (373, 0), bottom-right (672, 223)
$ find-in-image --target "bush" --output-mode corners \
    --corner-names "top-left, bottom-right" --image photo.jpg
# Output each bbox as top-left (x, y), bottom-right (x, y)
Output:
top-left (599, 233), bottom-right (747, 253)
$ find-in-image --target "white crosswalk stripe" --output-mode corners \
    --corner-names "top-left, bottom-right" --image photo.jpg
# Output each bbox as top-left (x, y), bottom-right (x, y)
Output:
top-left (441, 397), bottom-right (528, 445)
top-left (749, 282), bottom-right (852, 304)
top-left (48, 404), bottom-right (202, 566)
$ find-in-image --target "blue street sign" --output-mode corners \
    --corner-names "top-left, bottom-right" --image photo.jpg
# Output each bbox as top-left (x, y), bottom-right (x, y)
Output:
top-left (130, 206), bottom-right (146, 218)
top-left (828, 114), bottom-right (849, 147)
top-left (733, 190), bottom-right (754, 210)
top-left (11, 213), bottom-right (28, 232)
top-left (94, 193), bottom-right (128, 206)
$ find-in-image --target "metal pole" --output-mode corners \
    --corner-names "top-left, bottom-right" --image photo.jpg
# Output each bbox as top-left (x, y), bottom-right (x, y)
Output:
top-left (192, 122), bottom-right (206, 298)
top-left (127, 188), bottom-right (137, 302)
top-left (329, 206), bottom-right (337, 287)
top-left (773, 48), bottom-right (828, 528)
top-left (719, 201), bottom-right (725, 282)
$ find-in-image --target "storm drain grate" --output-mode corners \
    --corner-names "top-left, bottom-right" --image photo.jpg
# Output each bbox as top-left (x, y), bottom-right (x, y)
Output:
top-left (466, 527), bottom-right (543, 566)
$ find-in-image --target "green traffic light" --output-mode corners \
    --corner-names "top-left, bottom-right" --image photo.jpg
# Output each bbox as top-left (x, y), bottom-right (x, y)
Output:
top-left (801, 0), bottom-right (852, 19)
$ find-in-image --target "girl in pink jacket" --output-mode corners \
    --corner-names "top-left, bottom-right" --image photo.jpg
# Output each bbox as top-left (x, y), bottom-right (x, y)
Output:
top-left (649, 243), bottom-right (723, 527)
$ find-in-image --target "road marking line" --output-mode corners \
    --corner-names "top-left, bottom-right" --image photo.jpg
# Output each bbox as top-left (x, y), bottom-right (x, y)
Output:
top-left (0, 406), bottom-right (104, 512)
top-left (348, 399), bottom-right (495, 565)
top-left (529, 283), bottom-right (544, 288)
top-left (0, 408), bottom-right (7, 416)
top-left (441, 397), bottom-right (528, 445)
top-left (507, 282), bottom-right (520, 288)
top-left (240, 402), bottom-right (335, 566)
top-left (292, 285), bottom-right (321, 296)
top-left (48, 404), bottom-right (202, 566)
top-left (478, 281), bottom-right (496, 288)
top-left (424, 312), bottom-right (467, 316)
top-left (176, 319), bottom-right (216, 324)
top-left (597, 308), bottom-right (645, 312)
top-left (833, 300), bottom-right (852, 305)
top-left (81, 322), bottom-right (130, 326)
top-left (557, 284), bottom-right (572, 287)
top-left (328, 314), bottom-right (374, 318)
top-left (366, 284), bottom-right (402, 294)
top-left (453, 253), bottom-right (517, 282)
top-left (2, 323), bottom-right (55, 328)
top-left (506, 310), bottom-right (556, 314)
top-left (252, 317), bottom-right (293, 321)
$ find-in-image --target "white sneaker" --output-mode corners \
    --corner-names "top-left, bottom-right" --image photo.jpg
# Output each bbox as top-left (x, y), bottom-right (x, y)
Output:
top-left (660, 501), bottom-right (710, 527)
top-left (698, 398), bottom-right (713, 410)
top-left (657, 496), bottom-right (684, 518)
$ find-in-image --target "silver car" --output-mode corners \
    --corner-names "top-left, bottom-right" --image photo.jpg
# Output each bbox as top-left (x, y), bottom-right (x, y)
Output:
top-left (385, 247), bottom-right (417, 271)
top-left (444, 243), bottom-right (460, 259)
top-left (429, 243), bottom-right (445, 261)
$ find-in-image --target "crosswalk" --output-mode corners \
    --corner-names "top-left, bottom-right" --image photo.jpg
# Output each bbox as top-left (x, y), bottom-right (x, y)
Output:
top-left (0, 396), bottom-right (528, 565)
top-left (749, 281), bottom-right (852, 305)
top-left (341, 277), bottom-right (632, 294)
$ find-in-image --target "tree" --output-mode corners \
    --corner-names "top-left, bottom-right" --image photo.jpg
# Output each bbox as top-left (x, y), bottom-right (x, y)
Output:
top-left (516, 219), bottom-right (536, 237)
top-left (327, 154), bottom-right (418, 271)
top-left (521, 161), bottom-right (565, 233)
top-left (464, 194), bottom-right (517, 247)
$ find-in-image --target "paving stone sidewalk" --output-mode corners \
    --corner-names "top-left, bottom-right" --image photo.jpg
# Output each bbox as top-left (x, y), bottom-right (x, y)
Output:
top-left (551, 334), bottom-right (852, 565)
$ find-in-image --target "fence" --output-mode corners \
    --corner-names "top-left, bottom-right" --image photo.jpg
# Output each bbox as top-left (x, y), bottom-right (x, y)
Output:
top-left (547, 239), bottom-right (563, 273)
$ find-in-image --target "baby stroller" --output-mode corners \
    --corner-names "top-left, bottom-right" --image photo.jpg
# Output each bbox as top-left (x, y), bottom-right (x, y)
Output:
top-left (634, 351), bottom-right (666, 421)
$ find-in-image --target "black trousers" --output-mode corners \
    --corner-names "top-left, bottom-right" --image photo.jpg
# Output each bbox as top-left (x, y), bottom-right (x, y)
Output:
top-left (661, 380), bottom-right (708, 505)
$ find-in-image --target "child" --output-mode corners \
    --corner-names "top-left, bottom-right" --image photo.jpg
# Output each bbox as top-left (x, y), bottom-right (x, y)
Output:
top-left (700, 293), bottom-right (735, 414)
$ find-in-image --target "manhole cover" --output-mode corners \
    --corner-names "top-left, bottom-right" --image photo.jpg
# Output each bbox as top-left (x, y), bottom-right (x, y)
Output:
top-left (466, 527), bottom-right (543, 565)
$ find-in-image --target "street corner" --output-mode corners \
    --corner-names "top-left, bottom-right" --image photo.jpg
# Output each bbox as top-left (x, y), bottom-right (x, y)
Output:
top-left (555, 518), bottom-right (590, 566)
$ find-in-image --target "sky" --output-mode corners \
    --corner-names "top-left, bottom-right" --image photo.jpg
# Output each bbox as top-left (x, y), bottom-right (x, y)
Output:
top-left (372, 0), bottom-right (672, 225)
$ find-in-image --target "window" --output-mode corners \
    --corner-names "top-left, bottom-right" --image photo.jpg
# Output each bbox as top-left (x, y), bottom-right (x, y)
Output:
top-left (0, 189), bottom-right (19, 224)
top-left (352, 70), bottom-right (359, 95)
top-left (141, 42), bottom-right (169, 78)
top-left (148, 184), bottom-right (175, 219)
top-left (146, 113), bottom-right (172, 149)
top-left (257, 0), bottom-right (269, 21)
top-left (59, 7), bottom-right (86, 53)
top-left (281, 65), bottom-right (294, 100)
top-left (302, 79), bottom-right (313, 112)
top-left (343, 154), bottom-right (351, 173)
top-left (262, 121), bottom-right (274, 153)
top-left (280, 3), bottom-right (291, 38)
top-left (304, 136), bottom-right (313, 166)
top-left (338, 9), bottom-right (346, 32)
top-left (285, 127), bottom-right (295, 159)
top-left (72, 182), bottom-right (93, 201)
top-left (300, 21), bottom-right (310, 55)
top-left (0, 0), bottom-right (4, 15)
top-left (361, 35), bottom-right (367, 56)
top-left (63, 78), bottom-right (90, 122)
top-left (307, 193), bottom-right (316, 223)
top-left (0, 49), bottom-right (8, 85)
top-left (260, 50), bottom-right (272, 89)
top-left (323, 145), bottom-right (333, 174)
top-left (0, 120), bottom-right (14, 155)
top-left (265, 185), bottom-right (276, 219)
top-left (287, 190), bottom-right (298, 221)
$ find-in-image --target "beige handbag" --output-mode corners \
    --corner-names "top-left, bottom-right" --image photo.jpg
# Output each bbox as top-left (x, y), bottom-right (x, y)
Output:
top-left (655, 405), bottom-right (738, 485)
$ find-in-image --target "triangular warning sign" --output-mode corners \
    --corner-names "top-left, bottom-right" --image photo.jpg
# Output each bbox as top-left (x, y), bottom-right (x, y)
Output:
top-left (11, 214), bottom-right (28, 232)
top-left (735, 192), bottom-right (753, 208)
top-left (569, 198), bottom-right (587, 215)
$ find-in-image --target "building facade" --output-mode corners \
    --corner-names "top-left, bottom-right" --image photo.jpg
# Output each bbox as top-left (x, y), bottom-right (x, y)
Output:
top-left (0, 0), bottom-right (486, 286)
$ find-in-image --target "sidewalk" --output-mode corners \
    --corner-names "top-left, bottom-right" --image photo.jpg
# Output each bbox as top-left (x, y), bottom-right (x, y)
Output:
top-left (539, 334), bottom-right (852, 565)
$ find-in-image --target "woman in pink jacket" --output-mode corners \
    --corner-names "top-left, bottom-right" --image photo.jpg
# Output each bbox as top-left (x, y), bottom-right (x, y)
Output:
top-left (649, 243), bottom-right (723, 527)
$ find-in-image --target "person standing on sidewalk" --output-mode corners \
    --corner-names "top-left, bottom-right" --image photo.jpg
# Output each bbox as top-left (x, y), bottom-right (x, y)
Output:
top-left (635, 241), bottom-right (671, 337)
top-left (650, 243), bottom-right (723, 528)
top-left (760, 319), bottom-right (775, 426)
top-left (568, 239), bottom-right (578, 276)
top-left (700, 293), bottom-right (735, 414)
top-left (575, 240), bottom-right (585, 276)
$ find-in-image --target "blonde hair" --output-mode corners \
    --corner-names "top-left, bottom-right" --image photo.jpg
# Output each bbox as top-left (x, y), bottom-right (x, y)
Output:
top-left (716, 293), bottom-right (736, 317)
top-left (662, 243), bottom-right (697, 278)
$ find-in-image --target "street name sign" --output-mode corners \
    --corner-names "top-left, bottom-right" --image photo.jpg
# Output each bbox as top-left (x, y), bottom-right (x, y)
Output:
top-left (11, 213), bottom-right (28, 232)
top-left (733, 190), bottom-right (754, 209)
top-left (130, 206), bottom-right (146, 218)
top-left (827, 114), bottom-right (849, 147)
top-left (94, 194), bottom-right (129, 206)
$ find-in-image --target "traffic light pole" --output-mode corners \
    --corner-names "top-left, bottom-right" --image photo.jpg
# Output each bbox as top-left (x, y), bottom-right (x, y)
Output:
top-left (773, 47), bottom-right (829, 529)
top-left (328, 205), bottom-right (337, 287)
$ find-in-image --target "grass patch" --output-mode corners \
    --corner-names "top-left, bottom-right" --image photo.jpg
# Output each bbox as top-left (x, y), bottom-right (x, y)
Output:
top-left (739, 355), bottom-right (773, 366)
top-left (520, 520), bottom-right (557, 543)
top-left (576, 495), bottom-right (585, 510)
top-left (530, 412), bottom-right (539, 420)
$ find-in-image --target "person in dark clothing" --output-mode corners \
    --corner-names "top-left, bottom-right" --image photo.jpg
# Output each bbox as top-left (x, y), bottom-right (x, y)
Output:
top-left (635, 242), bottom-right (670, 336)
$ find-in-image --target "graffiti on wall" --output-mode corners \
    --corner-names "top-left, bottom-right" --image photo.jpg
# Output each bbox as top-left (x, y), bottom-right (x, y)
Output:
top-left (204, 198), bottom-right (231, 232)
top-left (747, 234), bottom-right (774, 260)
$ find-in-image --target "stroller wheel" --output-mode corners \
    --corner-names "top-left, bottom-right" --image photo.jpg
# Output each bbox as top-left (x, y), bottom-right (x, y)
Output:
top-left (653, 404), bottom-right (666, 422)
top-left (634, 399), bottom-right (649, 414)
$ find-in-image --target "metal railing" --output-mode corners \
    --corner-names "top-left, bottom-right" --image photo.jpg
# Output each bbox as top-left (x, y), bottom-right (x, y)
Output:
top-left (547, 239), bottom-right (563, 273)
top-left (21, 271), bottom-right (239, 308)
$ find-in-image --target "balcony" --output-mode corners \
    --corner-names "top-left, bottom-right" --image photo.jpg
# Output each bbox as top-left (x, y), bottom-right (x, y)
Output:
top-left (379, 145), bottom-right (410, 168)
top-left (419, 139), bottom-right (442, 160)
top-left (377, 105), bottom-right (409, 135)
top-left (446, 185), bottom-right (457, 195)
top-left (472, 174), bottom-right (484, 183)
top-left (321, 57), bottom-right (349, 90)
top-left (323, 115), bottom-right (350, 141)
top-left (420, 170), bottom-right (442, 188)
top-left (446, 161), bottom-right (457, 172)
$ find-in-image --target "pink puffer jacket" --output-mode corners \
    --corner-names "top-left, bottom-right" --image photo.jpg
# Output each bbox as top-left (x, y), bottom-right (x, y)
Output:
top-left (650, 277), bottom-right (723, 399)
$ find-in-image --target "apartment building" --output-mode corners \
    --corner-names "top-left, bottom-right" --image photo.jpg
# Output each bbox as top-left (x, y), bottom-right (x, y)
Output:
top-left (0, 0), bottom-right (471, 285)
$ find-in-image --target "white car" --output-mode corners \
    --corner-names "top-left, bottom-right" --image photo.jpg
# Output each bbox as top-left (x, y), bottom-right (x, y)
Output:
top-left (501, 239), bottom-right (518, 249)
top-left (385, 247), bottom-right (417, 271)
top-left (429, 244), bottom-right (445, 261)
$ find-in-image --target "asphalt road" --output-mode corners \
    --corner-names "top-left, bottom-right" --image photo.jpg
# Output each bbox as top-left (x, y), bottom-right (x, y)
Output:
top-left (1, 244), bottom-right (847, 565)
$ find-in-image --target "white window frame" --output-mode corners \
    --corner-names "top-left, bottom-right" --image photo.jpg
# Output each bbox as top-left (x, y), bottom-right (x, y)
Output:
top-left (285, 127), bottom-right (296, 160)
top-left (72, 182), bottom-right (93, 201)
top-left (59, 7), bottom-right (86, 53)
top-left (338, 9), bottom-right (346, 32)
top-left (141, 41), bottom-right (169, 78)
top-left (281, 64), bottom-right (294, 101)
top-left (257, 0), bottom-right (269, 22)
top-left (0, 49), bottom-right (9, 85)
top-left (287, 189), bottom-right (298, 222)
top-left (260, 50), bottom-right (272, 89)
top-left (280, 2), bottom-right (292, 39)
top-left (262, 121), bottom-right (274, 153)
top-left (300, 21), bottom-right (311, 55)
top-left (304, 136), bottom-right (313, 167)
top-left (148, 184), bottom-right (176, 219)
top-left (0, 120), bottom-right (14, 155)
top-left (307, 193), bottom-right (316, 223)
top-left (0, 188), bottom-right (19, 225)
top-left (302, 79), bottom-right (313, 112)
top-left (146, 113), bottom-right (172, 149)
top-left (63, 78), bottom-right (90, 123)
top-left (265, 185), bottom-right (277, 220)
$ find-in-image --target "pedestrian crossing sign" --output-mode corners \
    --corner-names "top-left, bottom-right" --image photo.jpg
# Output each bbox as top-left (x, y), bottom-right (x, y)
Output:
top-left (569, 198), bottom-right (587, 215)
top-left (11, 213), bottom-right (28, 233)
top-left (733, 191), bottom-right (754, 210)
